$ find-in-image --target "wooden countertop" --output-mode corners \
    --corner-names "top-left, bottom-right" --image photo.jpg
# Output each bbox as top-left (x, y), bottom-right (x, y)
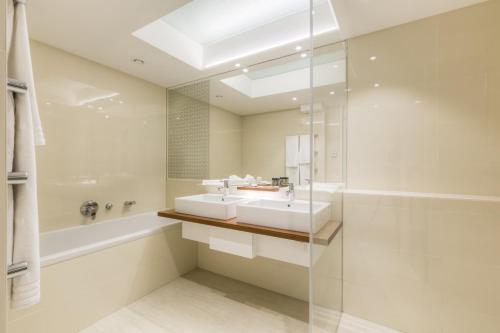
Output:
top-left (236, 185), bottom-right (279, 192)
top-left (158, 209), bottom-right (341, 245)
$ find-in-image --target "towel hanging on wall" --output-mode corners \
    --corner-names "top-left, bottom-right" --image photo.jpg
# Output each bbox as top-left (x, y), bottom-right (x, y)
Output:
top-left (7, 0), bottom-right (45, 309)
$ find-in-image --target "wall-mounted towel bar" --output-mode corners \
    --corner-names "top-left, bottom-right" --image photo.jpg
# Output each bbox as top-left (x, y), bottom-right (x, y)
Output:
top-left (7, 78), bottom-right (28, 94)
top-left (7, 262), bottom-right (29, 279)
top-left (7, 171), bottom-right (28, 185)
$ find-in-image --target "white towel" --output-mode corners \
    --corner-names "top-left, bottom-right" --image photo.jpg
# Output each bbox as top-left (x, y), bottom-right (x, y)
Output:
top-left (285, 136), bottom-right (299, 167)
top-left (8, 0), bottom-right (43, 309)
top-left (299, 134), bottom-right (310, 164)
top-left (9, 0), bottom-right (45, 146)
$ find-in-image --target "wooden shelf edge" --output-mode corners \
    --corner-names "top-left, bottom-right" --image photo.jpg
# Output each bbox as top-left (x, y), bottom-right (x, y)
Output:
top-left (158, 209), bottom-right (342, 245)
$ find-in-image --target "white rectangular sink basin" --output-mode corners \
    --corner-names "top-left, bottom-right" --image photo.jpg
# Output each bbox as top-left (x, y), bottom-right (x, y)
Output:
top-left (175, 194), bottom-right (248, 220)
top-left (236, 199), bottom-right (331, 233)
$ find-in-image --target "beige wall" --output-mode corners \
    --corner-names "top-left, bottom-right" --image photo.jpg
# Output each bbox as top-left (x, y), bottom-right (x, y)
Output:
top-left (31, 40), bottom-right (167, 232)
top-left (8, 225), bottom-right (197, 333)
top-left (241, 108), bottom-right (309, 180)
top-left (347, 1), bottom-right (500, 196)
top-left (344, 1), bottom-right (500, 332)
top-left (0, 0), bottom-right (8, 331)
top-left (209, 106), bottom-right (242, 179)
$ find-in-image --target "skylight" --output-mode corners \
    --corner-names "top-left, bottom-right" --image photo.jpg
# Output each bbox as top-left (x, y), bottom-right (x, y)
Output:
top-left (132, 0), bottom-right (338, 70)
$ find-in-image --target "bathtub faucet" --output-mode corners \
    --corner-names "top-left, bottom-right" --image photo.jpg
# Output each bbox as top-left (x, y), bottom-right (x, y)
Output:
top-left (124, 200), bottom-right (136, 207)
top-left (80, 200), bottom-right (99, 220)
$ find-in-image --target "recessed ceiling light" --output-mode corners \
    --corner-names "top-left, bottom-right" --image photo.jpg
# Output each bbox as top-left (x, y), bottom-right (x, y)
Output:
top-left (374, 83), bottom-right (380, 88)
top-left (243, 68), bottom-right (249, 73)
top-left (98, 106), bottom-right (103, 110)
top-left (292, 97), bottom-right (298, 101)
top-left (295, 45), bottom-right (302, 51)
top-left (119, 100), bottom-right (124, 104)
top-left (329, 91), bottom-right (335, 95)
top-left (300, 53), bottom-right (307, 58)
top-left (234, 63), bottom-right (241, 68)
top-left (369, 56), bottom-right (377, 61)
top-left (132, 58), bottom-right (145, 65)
top-left (104, 115), bottom-right (110, 119)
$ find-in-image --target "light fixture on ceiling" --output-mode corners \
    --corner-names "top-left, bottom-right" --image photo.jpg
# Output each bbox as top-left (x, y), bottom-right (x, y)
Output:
top-left (234, 63), bottom-right (241, 68)
top-left (369, 56), bottom-right (377, 61)
top-left (98, 106), bottom-right (103, 110)
top-left (243, 68), bottom-right (249, 73)
top-left (132, 58), bottom-right (145, 65)
top-left (300, 53), bottom-right (307, 58)
top-left (374, 83), bottom-right (380, 88)
top-left (292, 97), bottom-right (298, 101)
top-left (329, 91), bottom-right (335, 95)
top-left (295, 45), bottom-right (302, 51)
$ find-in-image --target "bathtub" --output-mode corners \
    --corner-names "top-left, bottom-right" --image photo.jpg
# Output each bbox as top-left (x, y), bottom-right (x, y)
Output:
top-left (40, 212), bottom-right (181, 267)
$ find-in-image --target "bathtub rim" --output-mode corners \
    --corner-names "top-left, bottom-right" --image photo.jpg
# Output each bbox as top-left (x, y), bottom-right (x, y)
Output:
top-left (40, 212), bottom-right (181, 267)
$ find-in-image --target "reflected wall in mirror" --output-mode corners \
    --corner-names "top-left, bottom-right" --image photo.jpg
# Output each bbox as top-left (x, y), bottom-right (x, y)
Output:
top-left (167, 43), bottom-right (346, 191)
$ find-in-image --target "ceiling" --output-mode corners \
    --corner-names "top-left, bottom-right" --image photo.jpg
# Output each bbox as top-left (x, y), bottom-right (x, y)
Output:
top-left (27, 0), bottom-right (486, 89)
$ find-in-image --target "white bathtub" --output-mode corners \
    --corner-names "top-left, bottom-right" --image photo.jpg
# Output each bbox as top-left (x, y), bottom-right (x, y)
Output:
top-left (40, 212), bottom-right (181, 267)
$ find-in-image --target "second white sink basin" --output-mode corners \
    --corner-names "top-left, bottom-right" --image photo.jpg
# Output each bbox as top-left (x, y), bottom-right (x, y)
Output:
top-left (236, 199), bottom-right (331, 233)
top-left (175, 194), bottom-right (248, 220)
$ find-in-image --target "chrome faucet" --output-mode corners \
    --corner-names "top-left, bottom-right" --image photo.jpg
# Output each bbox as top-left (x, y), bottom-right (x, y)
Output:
top-left (80, 200), bottom-right (99, 220)
top-left (286, 183), bottom-right (295, 203)
top-left (218, 179), bottom-right (230, 201)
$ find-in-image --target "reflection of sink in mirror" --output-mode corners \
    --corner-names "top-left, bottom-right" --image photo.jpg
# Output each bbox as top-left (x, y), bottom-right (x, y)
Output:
top-left (175, 194), bottom-right (249, 220)
top-left (237, 199), bottom-right (330, 233)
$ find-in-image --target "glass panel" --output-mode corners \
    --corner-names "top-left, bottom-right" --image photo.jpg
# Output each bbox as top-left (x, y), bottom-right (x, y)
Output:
top-left (309, 1), bottom-right (347, 331)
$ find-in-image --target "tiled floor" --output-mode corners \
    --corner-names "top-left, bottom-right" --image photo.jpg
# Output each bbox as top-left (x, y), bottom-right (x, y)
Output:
top-left (80, 269), bottom-right (401, 333)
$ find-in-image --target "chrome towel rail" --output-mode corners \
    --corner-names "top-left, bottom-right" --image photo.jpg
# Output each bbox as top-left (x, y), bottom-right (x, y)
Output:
top-left (7, 262), bottom-right (29, 279)
top-left (7, 78), bottom-right (27, 94)
top-left (7, 171), bottom-right (28, 185)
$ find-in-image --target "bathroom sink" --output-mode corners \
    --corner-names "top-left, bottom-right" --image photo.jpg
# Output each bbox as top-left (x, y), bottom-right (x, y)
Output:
top-left (175, 194), bottom-right (249, 220)
top-left (236, 199), bottom-right (330, 233)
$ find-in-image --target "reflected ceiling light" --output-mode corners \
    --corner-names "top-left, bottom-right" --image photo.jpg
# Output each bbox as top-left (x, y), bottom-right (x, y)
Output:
top-left (292, 97), bottom-right (298, 101)
top-left (295, 45), bottom-right (302, 51)
top-left (243, 68), bottom-right (249, 73)
top-left (373, 83), bottom-right (380, 88)
top-left (234, 63), bottom-right (241, 68)
top-left (119, 100), bottom-right (124, 104)
top-left (300, 53), bottom-right (307, 58)
top-left (98, 106), bottom-right (103, 110)
top-left (104, 115), bottom-right (110, 119)
top-left (415, 100), bottom-right (422, 104)
top-left (369, 56), bottom-right (377, 61)
top-left (333, 64), bottom-right (339, 69)
top-left (329, 91), bottom-right (335, 95)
